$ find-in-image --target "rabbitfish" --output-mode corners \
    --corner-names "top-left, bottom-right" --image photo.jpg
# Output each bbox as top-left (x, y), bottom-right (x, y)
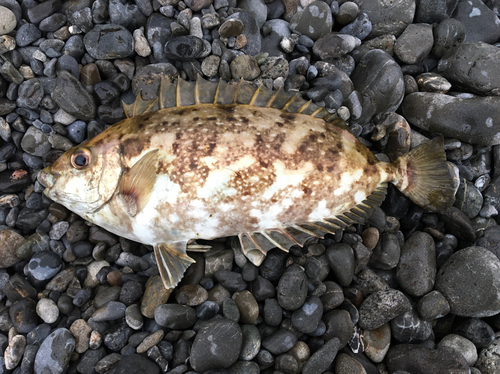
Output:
top-left (38, 77), bottom-right (457, 289)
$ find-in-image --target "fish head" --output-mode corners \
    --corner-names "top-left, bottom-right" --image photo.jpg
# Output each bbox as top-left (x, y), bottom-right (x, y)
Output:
top-left (38, 139), bottom-right (123, 216)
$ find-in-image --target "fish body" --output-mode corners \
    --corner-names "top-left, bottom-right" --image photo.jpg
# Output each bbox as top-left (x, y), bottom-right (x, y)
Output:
top-left (39, 78), bottom-right (457, 289)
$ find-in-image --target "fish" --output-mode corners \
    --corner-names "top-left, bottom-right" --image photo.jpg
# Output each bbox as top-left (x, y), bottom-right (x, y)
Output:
top-left (38, 76), bottom-right (457, 289)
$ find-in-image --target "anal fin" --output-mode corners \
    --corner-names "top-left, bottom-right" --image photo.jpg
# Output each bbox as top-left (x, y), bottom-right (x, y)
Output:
top-left (154, 242), bottom-right (196, 289)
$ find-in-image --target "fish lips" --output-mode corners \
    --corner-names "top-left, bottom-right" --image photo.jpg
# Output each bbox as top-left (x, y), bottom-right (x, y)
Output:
top-left (38, 168), bottom-right (60, 189)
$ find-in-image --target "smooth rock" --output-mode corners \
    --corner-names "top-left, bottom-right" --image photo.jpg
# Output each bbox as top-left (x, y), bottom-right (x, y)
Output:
top-left (402, 93), bottom-right (500, 146)
top-left (301, 338), bottom-right (340, 374)
top-left (353, 0), bottom-right (415, 37)
top-left (350, 49), bottom-right (404, 125)
top-left (276, 264), bottom-right (308, 310)
top-left (83, 24), bottom-right (134, 59)
top-left (432, 18), bottom-right (465, 58)
top-left (415, 0), bottom-right (459, 23)
top-left (394, 23), bottom-right (433, 64)
top-left (435, 246), bottom-right (500, 317)
top-left (452, 0), bottom-right (500, 43)
top-left (107, 354), bottom-right (159, 374)
top-left (290, 1), bottom-right (333, 41)
top-left (438, 334), bottom-right (478, 366)
top-left (190, 318), bottom-right (242, 372)
top-left (363, 323), bottom-right (391, 363)
top-left (34, 328), bottom-right (75, 374)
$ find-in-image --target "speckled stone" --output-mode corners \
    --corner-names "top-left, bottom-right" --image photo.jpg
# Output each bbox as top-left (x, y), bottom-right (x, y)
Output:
top-left (34, 328), bottom-right (75, 374)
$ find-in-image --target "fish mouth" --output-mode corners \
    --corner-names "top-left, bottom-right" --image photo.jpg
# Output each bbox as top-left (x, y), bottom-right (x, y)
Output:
top-left (38, 168), bottom-right (60, 189)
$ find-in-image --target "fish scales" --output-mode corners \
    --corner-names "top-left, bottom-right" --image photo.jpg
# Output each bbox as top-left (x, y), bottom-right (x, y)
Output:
top-left (38, 77), bottom-right (457, 289)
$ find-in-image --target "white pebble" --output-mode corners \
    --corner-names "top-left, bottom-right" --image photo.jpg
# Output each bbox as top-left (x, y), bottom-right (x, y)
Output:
top-left (133, 28), bottom-right (151, 57)
top-left (36, 298), bottom-right (60, 324)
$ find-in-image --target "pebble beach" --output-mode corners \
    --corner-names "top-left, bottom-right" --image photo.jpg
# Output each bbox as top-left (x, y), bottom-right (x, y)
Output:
top-left (1, 0), bottom-right (500, 373)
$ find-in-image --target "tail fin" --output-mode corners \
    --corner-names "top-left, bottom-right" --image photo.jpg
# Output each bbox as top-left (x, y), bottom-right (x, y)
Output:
top-left (154, 242), bottom-right (196, 289)
top-left (391, 136), bottom-right (458, 211)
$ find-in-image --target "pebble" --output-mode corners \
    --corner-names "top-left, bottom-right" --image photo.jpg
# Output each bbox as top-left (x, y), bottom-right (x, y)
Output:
top-left (402, 93), bottom-right (500, 146)
top-left (438, 334), bottom-right (477, 366)
top-left (27, 251), bottom-right (62, 282)
top-left (291, 295), bottom-right (323, 333)
top-left (417, 290), bottom-right (450, 320)
top-left (354, 0), bottom-right (415, 37)
top-left (386, 344), bottom-right (470, 374)
top-left (154, 304), bottom-right (197, 329)
top-left (313, 33), bottom-right (360, 61)
top-left (36, 298), bottom-right (59, 324)
top-left (391, 308), bottom-right (433, 343)
top-left (452, 0), bottom-right (500, 43)
top-left (435, 246), bottom-right (500, 317)
top-left (432, 18), bottom-right (465, 58)
top-left (34, 328), bottom-right (75, 374)
top-left (363, 323), bottom-right (391, 363)
top-left (359, 289), bottom-right (411, 330)
top-left (0, 6), bottom-right (16, 35)
top-left (438, 42), bottom-right (500, 97)
top-left (394, 23), bottom-right (434, 64)
top-left (106, 354), bottom-right (159, 374)
top-left (302, 338), bottom-right (340, 374)
top-left (290, 1), bottom-right (333, 41)
top-left (454, 317), bottom-right (495, 348)
top-left (232, 290), bottom-right (259, 324)
top-left (476, 333), bottom-right (500, 374)
top-left (239, 324), bottom-right (261, 360)
top-left (262, 328), bottom-right (298, 355)
top-left (322, 309), bottom-right (354, 347)
top-left (84, 24), bottom-right (134, 59)
top-left (5, 332), bottom-right (25, 370)
top-left (190, 318), bottom-right (242, 372)
top-left (350, 49), bottom-right (404, 125)
top-left (52, 70), bottom-right (96, 121)
top-left (225, 12), bottom-right (261, 56)
top-left (276, 264), bottom-right (308, 310)
top-left (0, 228), bottom-right (26, 267)
top-left (396, 232), bottom-right (436, 297)
top-left (326, 243), bottom-right (354, 286)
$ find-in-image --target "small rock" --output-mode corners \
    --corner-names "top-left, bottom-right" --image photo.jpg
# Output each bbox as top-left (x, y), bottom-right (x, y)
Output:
top-left (290, 1), bottom-right (333, 41)
top-left (84, 24), bottom-right (134, 59)
top-left (302, 338), bottom-right (340, 374)
top-left (394, 23), bottom-right (434, 64)
top-left (277, 264), bottom-right (308, 310)
top-left (359, 289), bottom-right (411, 330)
top-left (34, 328), bottom-right (75, 374)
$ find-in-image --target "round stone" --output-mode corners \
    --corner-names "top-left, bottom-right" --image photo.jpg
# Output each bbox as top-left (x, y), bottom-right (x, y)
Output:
top-left (107, 354), bottom-right (159, 374)
top-left (154, 304), bottom-right (197, 329)
top-left (326, 243), bottom-right (355, 286)
top-left (190, 318), bottom-right (242, 372)
top-left (277, 264), bottom-right (308, 310)
top-left (28, 251), bottom-right (62, 281)
top-left (0, 6), bottom-right (16, 35)
top-left (34, 328), bottom-right (75, 374)
top-left (291, 295), bottom-right (323, 334)
top-left (290, 1), bottom-right (333, 41)
top-left (435, 246), bottom-right (500, 317)
top-left (84, 24), bottom-right (134, 59)
top-left (36, 298), bottom-right (59, 324)
top-left (219, 19), bottom-right (244, 37)
top-left (52, 70), bottom-right (96, 121)
top-left (438, 334), bottom-right (478, 366)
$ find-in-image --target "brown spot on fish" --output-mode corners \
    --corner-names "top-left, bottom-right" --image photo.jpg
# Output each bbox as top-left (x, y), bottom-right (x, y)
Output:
top-left (276, 122), bottom-right (284, 127)
top-left (226, 116), bottom-right (237, 122)
top-left (207, 116), bottom-right (217, 121)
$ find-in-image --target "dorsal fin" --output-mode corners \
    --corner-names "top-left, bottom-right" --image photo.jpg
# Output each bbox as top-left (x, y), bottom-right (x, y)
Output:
top-left (136, 75), bottom-right (342, 122)
top-left (123, 92), bottom-right (158, 118)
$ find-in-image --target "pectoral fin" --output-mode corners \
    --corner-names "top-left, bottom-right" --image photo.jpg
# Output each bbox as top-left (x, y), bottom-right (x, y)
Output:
top-left (118, 149), bottom-right (158, 216)
top-left (154, 242), bottom-right (196, 289)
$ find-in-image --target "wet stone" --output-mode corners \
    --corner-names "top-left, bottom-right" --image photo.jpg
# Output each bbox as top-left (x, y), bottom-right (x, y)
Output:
top-left (453, 317), bottom-right (495, 348)
top-left (52, 70), bottom-right (96, 121)
top-left (0, 228), bottom-right (26, 268)
top-left (262, 328), bottom-right (298, 355)
top-left (402, 94), bottom-right (500, 146)
top-left (92, 301), bottom-right (126, 322)
top-left (84, 24), bottom-right (134, 59)
top-left (416, 72), bottom-right (452, 93)
top-left (175, 284), bottom-right (207, 306)
top-left (452, 0), bottom-right (500, 43)
top-left (438, 42), bottom-right (500, 97)
top-left (394, 23), bottom-right (433, 65)
top-left (290, 1), bottom-right (333, 41)
top-left (476, 334), bottom-right (500, 374)
top-left (291, 295), bottom-right (323, 334)
top-left (219, 19), bottom-right (244, 38)
top-left (350, 49), bottom-right (404, 125)
top-left (417, 290), bottom-right (450, 320)
top-left (359, 289), bottom-right (411, 330)
top-left (21, 126), bottom-right (51, 157)
top-left (106, 354), bottom-right (159, 374)
top-left (34, 328), bottom-right (75, 374)
top-left (432, 18), bottom-right (465, 58)
top-left (435, 246), bottom-right (500, 317)
top-left (396, 232), bottom-right (436, 297)
top-left (165, 35), bottom-right (205, 61)
top-left (277, 264), bottom-right (308, 310)
top-left (454, 178), bottom-right (483, 218)
top-left (190, 318), bottom-right (242, 372)
top-left (154, 304), bottom-right (196, 329)
top-left (302, 338), bottom-right (340, 374)
top-left (386, 344), bottom-right (470, 374)
top-left (264, 298), bottom-right (282, 326)
top-left (15, 23), bottom-right (41, 47)
top-left (391, 308), bottom-right (433, 343)
top-left (27, 251), bottom-right (62, 282)
top-left (340, 12), bottom-right (372, 40)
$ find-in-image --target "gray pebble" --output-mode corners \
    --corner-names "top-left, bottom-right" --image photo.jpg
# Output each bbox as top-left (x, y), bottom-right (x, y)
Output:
top-left (34, 328), bottom-right (75, 374)
top-left (359, 289), bottom-right (411, 330)
top-left (276, 264), bottom-right (308, 310)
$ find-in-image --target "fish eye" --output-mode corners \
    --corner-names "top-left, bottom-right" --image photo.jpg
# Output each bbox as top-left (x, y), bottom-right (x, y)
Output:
top-left (71, 149), bottom-right (91, 170)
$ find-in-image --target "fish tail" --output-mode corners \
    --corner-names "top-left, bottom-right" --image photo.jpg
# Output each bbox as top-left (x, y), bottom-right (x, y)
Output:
top-left (390, 136), bottom-right (458, 211)
top-left (154, 243), bottom-right (196, 289)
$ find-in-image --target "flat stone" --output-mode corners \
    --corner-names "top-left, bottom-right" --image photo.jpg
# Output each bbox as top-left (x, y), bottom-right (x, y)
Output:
top-left (83, 24), bottom-right (134, 59)
top-left (51, 70), bottom-right (96, 121)
top-left (34, 328), bottom-right (75, 374)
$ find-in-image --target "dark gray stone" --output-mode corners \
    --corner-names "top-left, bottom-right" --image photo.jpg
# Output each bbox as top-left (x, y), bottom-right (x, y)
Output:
top-left (432, 18), bottom-right (465, 58)
top-left (386, 344), bottom-right (470, 374)
top-left (154, 304), bottom-right (197, 329)
top-left (350, 49), bottom-right (404, 125)
top-left (453, 318), bottom-right (495, 348)
top-left (15, 23), bottom-right (41, 47)
top-left (435, 246), bottom-right (500, 317)
top-left (312, 33), bottom-right (359, 61)
top-left (302, 338), bottom-right (340, 374)
top-left (190, 318), bottom-right (242, 372)
top-left (226, 12), bottom-right (261, 55)
top-left (417, 290), bottom-right (450, 320)
top-left (51, 70), bottom-right (96, 121)
top-left (391, 308), bottom-right (433, 343)
top-left (107, 354), bottom-right (159, 374)
top-left (359, 289), bottom-right (411, 330)
top-left (402, 93), bottom-right (500, 146)
top-left (290, 1), bottom-right (333, 41)
top-left (353, 0), bottom-right (415, 37)
top-left (83, 24), bottom-right (134, 59)
top-left (415, 0), bottom-right (459, 23)
top-left (276, 264), bottom-right (308, 310)
top-left (326, 243), bottom-right (354, 286)
top-left (394, 23), bottom-right (434, 64)
top-left (438, 42), bottom-right (500, 96)
top-left (396, 232), bottom-right (436, 297)
top-left (452, 0), bottom-right (500, 43)
top-left (454, 178), bottom-right (483, 218)
top-left (322, 309), bottom-right (354, 348)
top-left (291, 295), bottom-right (323, 334)
top-left (261, 329), bottom-right (298, 355)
